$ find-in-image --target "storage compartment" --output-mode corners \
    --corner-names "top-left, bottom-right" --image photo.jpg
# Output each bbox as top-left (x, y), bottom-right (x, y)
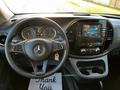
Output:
top-left (77, 60), bottom-right (105, 76)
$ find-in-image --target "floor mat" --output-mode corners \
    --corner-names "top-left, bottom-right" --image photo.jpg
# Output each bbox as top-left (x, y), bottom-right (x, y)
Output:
top-left (9, 71), bottom-right (29, 90)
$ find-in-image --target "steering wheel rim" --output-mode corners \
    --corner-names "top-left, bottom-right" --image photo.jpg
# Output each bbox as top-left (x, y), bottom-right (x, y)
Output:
top-left (5, 17), bottom-right (69, 78)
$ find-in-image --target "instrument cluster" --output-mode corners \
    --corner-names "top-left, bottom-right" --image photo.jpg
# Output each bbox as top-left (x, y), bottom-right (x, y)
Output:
top-left (21, 25), bottom-right (56, 39)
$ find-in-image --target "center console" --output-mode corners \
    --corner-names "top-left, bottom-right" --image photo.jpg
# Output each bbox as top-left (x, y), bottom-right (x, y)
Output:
top-left (69, 55), bottom-right (108, 79)
top-left (66, 18), bottom-right (113, 79)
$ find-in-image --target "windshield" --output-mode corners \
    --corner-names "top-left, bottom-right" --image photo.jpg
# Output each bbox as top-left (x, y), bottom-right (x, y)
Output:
top-left (3, 0), bottom-right (120, 15)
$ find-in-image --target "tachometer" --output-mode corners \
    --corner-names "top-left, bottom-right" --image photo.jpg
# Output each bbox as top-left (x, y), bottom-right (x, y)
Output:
top-left (21, 27), bottom-right (36, 39)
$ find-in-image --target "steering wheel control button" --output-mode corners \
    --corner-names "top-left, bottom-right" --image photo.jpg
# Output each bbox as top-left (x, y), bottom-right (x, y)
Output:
top-left (10, 44), bottom-right (23, 53)
top-left (53, 41), bottom-right (64, 52)
top-left (17, 45), bottom-right (23, 51)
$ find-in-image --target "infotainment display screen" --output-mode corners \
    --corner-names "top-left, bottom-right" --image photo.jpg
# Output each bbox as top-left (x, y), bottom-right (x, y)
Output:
top-left (83, 24), bottom-right (101, 38)
top-left (76, 24), bottom-right (104, 47)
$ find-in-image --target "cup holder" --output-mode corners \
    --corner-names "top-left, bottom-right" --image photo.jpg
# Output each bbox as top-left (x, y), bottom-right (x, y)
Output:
top-left (77, 60), bottom-right (105, 76)
top-left (92, 67), bottom-right (104, 74)
top-left (80, 68), bottom-right (90, 75)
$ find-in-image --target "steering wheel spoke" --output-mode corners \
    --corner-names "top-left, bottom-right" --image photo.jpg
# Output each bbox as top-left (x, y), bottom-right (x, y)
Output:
top-left (30, 60), bottom-right (48, 75)
top-left (9, 40), bottom-right (26, 53)
top-left (52, 40), bottom-right (65, 52)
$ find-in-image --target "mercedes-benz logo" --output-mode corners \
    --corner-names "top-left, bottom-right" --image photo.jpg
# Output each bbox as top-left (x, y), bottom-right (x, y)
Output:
top-left (34, 45), bottom-right (45, 56)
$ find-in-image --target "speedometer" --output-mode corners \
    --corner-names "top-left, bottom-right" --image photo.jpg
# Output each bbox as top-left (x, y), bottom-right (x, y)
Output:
top-left (21, 27), bottom-right (36, 39)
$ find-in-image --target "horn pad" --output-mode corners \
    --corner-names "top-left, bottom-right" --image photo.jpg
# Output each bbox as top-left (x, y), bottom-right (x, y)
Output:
top-left (24, 39), bottom-right (52, 61)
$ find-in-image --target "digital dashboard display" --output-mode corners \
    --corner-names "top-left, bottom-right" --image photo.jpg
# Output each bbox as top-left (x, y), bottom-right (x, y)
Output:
top-left (83, 25), bottom-right (101, 38)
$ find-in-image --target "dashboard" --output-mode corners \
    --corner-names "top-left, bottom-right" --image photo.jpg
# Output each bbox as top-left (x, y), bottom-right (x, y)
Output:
top-left (0, 15), bottom-right (117, 58)
top-left (0, 14), bottom-right (120, 79)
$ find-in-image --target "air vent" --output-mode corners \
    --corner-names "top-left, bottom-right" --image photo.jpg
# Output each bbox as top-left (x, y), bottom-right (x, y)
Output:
top-left (107, 29), bottom-right (113, 41)
top-left (103, 22), bottom-right (113, 50)
top-left (0, 34), bottom-right (7, 46)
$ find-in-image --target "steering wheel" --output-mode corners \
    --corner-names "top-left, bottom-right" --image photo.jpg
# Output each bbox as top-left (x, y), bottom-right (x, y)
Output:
top-left (5, 18), bottom-right (69, 78)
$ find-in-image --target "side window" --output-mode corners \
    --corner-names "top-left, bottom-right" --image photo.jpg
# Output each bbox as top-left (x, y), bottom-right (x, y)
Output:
top-left (0, 11), bottom-right (6, 25)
